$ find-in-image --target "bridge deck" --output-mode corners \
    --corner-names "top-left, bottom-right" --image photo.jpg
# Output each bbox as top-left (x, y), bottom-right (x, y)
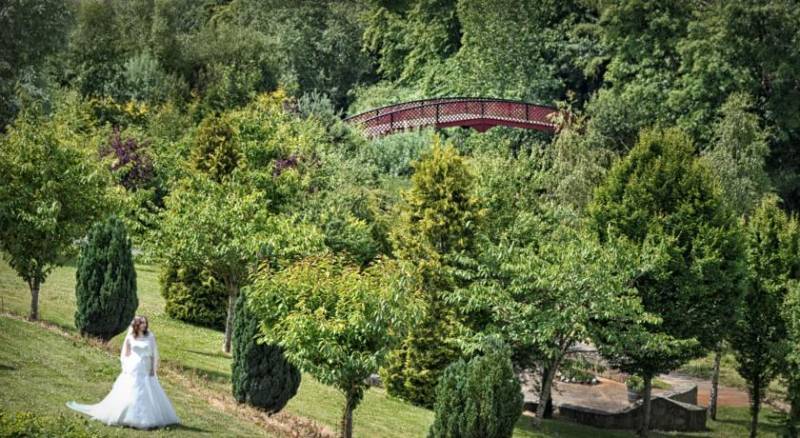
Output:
top-left (345, 97), bottom-right (559, 137)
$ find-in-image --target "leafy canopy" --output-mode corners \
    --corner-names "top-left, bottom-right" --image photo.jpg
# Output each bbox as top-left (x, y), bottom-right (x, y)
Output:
top-left (589, 127), bottom-right (744, 374)
top-left (248, 254), bottom-right (418, 412)
top-left (0, 97), bottom-right (109, 288)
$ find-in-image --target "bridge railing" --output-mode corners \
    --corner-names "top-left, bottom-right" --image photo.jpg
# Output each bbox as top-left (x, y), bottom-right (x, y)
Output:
top-left (344, 97), bottom-right (559, 137)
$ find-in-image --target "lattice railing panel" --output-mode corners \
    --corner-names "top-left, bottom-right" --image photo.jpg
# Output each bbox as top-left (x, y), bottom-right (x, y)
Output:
top-left (345, 97), bottom-right (559, 137)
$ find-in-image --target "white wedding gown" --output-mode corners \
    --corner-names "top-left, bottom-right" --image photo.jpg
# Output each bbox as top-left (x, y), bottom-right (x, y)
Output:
top-left (67, 331), bottom-right (179, 429)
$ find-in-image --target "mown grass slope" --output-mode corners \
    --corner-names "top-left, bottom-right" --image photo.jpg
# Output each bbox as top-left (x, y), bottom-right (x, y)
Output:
top-left (0, 260), bottom-right (786, 437)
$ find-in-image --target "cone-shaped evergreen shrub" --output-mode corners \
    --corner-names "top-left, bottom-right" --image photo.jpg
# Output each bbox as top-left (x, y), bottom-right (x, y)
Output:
top-left (160, 261), bottom-right (227, 330)
top-left (382, 306), bottom-right (462, 408)
top-left (190, 115), bottom-right (239, 182)
top-left (232, 290), bottom-right (300, 413)
top-left (428, 345), bottom-right (523, 438)
top-left (74, 217), bottom-right (138, 341)
top-left (383, 139), bottom-right (482, 407)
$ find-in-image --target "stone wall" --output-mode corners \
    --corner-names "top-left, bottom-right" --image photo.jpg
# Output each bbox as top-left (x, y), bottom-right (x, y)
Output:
top-left (558, 394), bottom-right (707, 432)
top-left (661, 385), bottom-right (698, 405)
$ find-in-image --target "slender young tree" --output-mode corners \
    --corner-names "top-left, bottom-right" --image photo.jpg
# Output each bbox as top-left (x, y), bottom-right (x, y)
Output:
top-left (731, 195), bottom-right (799, 438)
top-left (700, 92), bottom-right (770, 420)
top-left (784, 283), bottom-right (800, 438)
top-left (0, 99), bottom-right (107, 320)
top-left (249, 255), bottom-right (416, 438)
top-left (151, 176), bottom-right (324, 353)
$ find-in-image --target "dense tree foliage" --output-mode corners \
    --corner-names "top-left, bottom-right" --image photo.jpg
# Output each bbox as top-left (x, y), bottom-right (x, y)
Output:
top-left (427, 343), bottom-right (523, 438)
top-left (0, 95), bottom-right (109, 320)
top-left (382, 140), bottom-right (482, 407)
top-left (732, 196), bottom-right (800, 438)
top-left (74, 217), bottom-right (138, 341)
top-left (6, 0), bottom-right (799, 207)
top-left (159, 261), bottom-right (227, 330)
top-left (150, 176), bottom-right (324, 353)
top-left (589, 127), bottom-right (745, 436)
top-left (0, 0), bottom-right (71, 129)
top-left (460, 216), bottom-right (656, 424)
top-left (249, 255), bottom-right (417, 438)
top-left (4, 1), bottom-right (800, 435)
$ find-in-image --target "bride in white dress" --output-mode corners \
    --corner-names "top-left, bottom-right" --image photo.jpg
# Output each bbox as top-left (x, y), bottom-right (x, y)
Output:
top-left (67, 315), bottom-right (179, 429)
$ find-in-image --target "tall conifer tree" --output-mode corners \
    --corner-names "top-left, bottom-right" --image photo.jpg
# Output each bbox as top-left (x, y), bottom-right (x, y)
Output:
top-left (75, 216), bottom-right (138, 341)
top-left (382, 138), bottom-right (483, 407)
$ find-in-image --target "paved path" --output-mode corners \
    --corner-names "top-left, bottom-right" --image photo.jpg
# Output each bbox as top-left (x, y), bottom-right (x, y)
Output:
top-left (522, 376), bottom-right (635, 412)
top-left (660, 373), bottom-right (750, 408)
top-left (522, 373), bottom-right (754, 412)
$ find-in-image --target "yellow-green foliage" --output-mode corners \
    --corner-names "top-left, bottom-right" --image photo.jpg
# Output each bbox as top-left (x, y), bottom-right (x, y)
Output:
top-left (391, 137), bottom-right (483, 280)
top-left (784, 283), bottom-right (800, 434)
top-left (160, 261), bottom-right (227, 330)
top-left (190, 114), bottom-right (239, 182)
top-left (383, 138), bottom-right (483, 407)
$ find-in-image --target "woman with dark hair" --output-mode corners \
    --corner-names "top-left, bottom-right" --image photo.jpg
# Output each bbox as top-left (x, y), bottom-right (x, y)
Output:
top-left (67, 316), bottom-right (179, 429)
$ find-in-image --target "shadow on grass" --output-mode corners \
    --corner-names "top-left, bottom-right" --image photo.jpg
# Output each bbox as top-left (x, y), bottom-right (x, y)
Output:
top-left (177, 364), bottom-right (231, 384)
top-left (114, 423), bottom-right (211, 434)
top-left (158, 316), bottom-right (225, 333)
top-left (166, 423), bottom-right (212, 433)
top-left (513, 415), bottom-right (634, 438)
top-left (44, 319), bottom-right (78, 335)
top-left (0, 363), bottom-right (16, 371)
top-left (133, 264), bottom-right (160, 274)
top-left (713, 411), bottom-right (786, 436)
top-left (185, 349), bottom-right (228, 359)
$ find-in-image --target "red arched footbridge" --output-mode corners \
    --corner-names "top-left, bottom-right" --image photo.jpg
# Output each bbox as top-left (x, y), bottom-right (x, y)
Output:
top-left (344, 97), bottom-right (559, 137)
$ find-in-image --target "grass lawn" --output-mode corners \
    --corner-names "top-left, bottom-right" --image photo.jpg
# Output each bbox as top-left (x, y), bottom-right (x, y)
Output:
top-left (0, 315), bottom-right (270, 437)
top-left (0, 260), bottom-right (788, 437)
top-left (678, 353), bottom-right (787, 403)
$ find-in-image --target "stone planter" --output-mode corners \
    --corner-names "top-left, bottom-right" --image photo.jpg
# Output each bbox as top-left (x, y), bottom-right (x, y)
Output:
top-left (627, 389), bottom-right (642, 403)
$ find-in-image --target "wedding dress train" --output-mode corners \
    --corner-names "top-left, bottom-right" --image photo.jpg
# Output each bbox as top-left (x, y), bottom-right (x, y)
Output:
top-left (67, 330), bottom-right (179, 429)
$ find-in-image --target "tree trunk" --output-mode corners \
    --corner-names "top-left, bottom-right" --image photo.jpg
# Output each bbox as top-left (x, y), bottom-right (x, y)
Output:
top-left (749, 378), bottom-right (761, 438)
top-left (341, 391), bottom-right (355, 438)
top-left (223, 283), bottom-right (238, 354)
top-left (638, 375), bottom-right (653, 437)
top-left (544, 394), bottom-right (554, 419)
top-left (28, 278), bottom-right (40, 321)
top-left (534, 363), bottom-right (558, 426)
top-left (788, 397), bottom-right (799, 438)
top-left (709, 347), bottom-right (722, 420)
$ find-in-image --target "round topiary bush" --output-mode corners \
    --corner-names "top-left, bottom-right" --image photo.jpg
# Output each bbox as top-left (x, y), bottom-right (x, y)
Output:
top-left (231, 290), bottom-right (300, 413)
top-left (427, 345), bottom-right (523, 438)
top-left (74, 217), bottom-right (138, 341)
top-left (159, 261), bottom-right (227, 330)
